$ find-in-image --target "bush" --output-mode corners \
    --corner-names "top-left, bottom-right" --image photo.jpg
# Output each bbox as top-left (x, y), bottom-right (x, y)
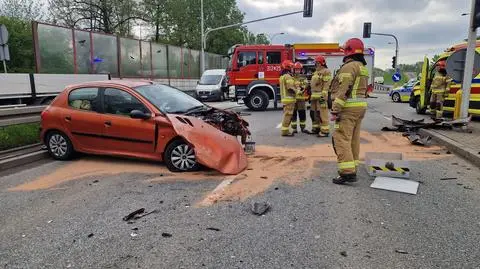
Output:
top-left (0, 123), bottom-right (40, 151)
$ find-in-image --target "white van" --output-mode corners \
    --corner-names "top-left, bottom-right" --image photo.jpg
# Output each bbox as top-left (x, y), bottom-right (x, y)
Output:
top-left (196, 69), bottom-right (227, 102)
top-left (374, 76), bottom-right (384, 84)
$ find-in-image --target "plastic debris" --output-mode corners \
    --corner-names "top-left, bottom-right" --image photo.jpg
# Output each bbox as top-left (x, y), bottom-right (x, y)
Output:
top-left (161, 233), bottom-right (172, 238)
top-left (206, 227), bottom-right (221, 231)
top-left (395, 249), bottom-right (409, 254)
top-left (340, 251), bottom-right (348, 257)
top-left (123, 208), bottom-right (145, 221)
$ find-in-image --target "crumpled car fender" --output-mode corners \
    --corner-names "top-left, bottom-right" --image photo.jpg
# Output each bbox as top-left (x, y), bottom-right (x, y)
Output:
top-left (166, 114), bottom-right (247, 175)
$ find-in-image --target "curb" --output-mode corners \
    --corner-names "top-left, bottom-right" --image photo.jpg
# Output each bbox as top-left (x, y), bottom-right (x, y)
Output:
top-left (419, 129), bottom-right (480, 167)
top-left (0, 150), bottom-right (49, 171)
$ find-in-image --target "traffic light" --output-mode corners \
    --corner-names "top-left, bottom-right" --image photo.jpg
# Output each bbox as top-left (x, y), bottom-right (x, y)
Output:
top-left (303, 0), bottom-right (313, 17)
top-left (363, 22), bottom-right (371, 38)
top-left (473, 0), bottom-right (480, 29)
top-left (392, 56), bottom-right (396, 68)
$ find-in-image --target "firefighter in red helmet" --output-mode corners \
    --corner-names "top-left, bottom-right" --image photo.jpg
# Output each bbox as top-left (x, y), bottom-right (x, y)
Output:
top-left (330, 38), bottom-right (369, 184)
top-left (291, 61), bottom-right (308, 133)
top-left (279, 60), bottom-right (296, 136)
top-left (310, 55), bottom-right (332, 136)
top-left (430, 60), bottom-right (450, 120)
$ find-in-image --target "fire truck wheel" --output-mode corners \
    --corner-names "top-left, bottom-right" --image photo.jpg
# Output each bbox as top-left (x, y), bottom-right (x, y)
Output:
top-left (246, 90), bottom-right (269, 111)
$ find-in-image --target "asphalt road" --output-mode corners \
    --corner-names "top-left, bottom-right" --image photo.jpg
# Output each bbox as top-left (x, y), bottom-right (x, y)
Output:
top-left (1, 94), bottom-right (480, 268)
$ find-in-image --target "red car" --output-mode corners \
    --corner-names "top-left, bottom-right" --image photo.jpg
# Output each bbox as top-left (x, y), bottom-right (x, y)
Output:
top-left (40, 80), bottom-right (250, 174)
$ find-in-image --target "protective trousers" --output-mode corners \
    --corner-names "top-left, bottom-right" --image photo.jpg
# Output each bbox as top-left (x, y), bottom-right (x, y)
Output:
top-left (291, 100), bottom-right (306, 130)
top-left (310, 100), bottom-right (330, 135)
top-left (332, 107), bottom-right (367, 175)
top-left (281, 103), bottom-right (295, 135)
top-left (430, 92), bottom-right (444, 119)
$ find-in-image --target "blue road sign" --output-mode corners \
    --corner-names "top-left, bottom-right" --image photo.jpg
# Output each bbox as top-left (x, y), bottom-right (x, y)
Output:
top-left (392, 72), bottom-right (401, 82)
top-left (93, 57), bottom-right (103, 63)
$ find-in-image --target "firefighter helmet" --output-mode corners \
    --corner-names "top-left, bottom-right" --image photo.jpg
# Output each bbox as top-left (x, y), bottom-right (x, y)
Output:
top-left (436, 60), bottom-right (446, 69)
top-left (342, 38), bottom-right (365, 56)
top-left (293, 62), bottom-right (303, 70)
top-left (281, 60), bottom-right (294, 70)
top-left (314, 55), bottom-right (326, 66)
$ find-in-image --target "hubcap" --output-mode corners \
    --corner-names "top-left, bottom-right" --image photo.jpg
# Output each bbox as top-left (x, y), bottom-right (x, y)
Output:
top-left (252, 96), bottom-right (262, 107)
top-left (394, 94), bottom-right (399, 102)
top-left (171, 144), bottom-right (196, 170)
top-left (49, 134), bottom-right (68, 157)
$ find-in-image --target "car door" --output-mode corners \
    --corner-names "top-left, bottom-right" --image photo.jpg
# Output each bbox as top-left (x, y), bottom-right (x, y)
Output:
top-left (235, 50), bottom-right (258, 84)
top-left (101, 87), bottom-right (156, 154)
top-left (64, 87), bottom-right (106, 151)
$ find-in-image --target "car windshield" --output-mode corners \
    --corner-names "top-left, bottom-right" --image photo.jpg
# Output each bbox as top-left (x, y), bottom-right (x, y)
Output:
top-left (199, 75), bottom-right (223, 85)
top-left (134, 84), bottom-right (206, 114)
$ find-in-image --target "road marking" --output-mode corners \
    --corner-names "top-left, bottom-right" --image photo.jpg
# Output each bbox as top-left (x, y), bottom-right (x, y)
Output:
top-left (196, 175), bottom-right (238, 207)
top-left (383, 116), bottom-right (391, 121)
top-left (276, 123), bottom-right (282, 129)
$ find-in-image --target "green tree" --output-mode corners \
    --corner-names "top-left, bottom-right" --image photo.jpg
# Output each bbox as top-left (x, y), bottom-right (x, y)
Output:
top-left (0, 0), bottom-right (45, 21)
top-left (0, 16), bottom-right (35, 73)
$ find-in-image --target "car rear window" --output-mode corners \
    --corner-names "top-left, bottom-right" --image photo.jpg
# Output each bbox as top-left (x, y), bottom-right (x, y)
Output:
top-left (68, 88), bottom-right (99, 111)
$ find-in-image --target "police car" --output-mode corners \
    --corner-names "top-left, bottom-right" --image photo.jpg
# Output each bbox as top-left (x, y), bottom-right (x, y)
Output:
top-left (389, 78), bottom-right (418, 103)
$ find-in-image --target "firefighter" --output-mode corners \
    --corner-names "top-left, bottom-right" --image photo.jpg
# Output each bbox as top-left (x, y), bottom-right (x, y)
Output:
top-left (430, 60), bottom-right (450, 120)
top-left (279, 60), bottom-right (296, 136)
top-left (291, 62), bottom-right (309, 133)
top-left (330, 38), bottom-right (369, 185)
top-left (310, 55), bottom-right (332, 137)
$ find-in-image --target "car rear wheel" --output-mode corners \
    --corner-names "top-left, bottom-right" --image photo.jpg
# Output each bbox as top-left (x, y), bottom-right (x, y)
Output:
top-left (246, 90), bottom-right (269, 111)
top-left (164, 139), bottom-right (200, 172)
top-left (392, 93), bottom-right (401, 102)
top-left (46, 131), bottom-right (74, 160)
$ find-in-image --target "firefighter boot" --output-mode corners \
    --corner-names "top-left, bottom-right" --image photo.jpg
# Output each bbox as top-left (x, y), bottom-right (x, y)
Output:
top-left (291, 108), bottom-right (298, 133)
top-left (332, 174), bottom-right (358, 184)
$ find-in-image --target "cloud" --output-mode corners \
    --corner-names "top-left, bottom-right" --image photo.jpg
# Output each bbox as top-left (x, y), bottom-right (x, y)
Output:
top-left (238, 0), bottom-right (471, 69)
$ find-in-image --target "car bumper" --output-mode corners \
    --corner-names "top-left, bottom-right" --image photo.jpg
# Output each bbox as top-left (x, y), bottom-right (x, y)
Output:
top-left (197, 91), bottom-right (221, 101)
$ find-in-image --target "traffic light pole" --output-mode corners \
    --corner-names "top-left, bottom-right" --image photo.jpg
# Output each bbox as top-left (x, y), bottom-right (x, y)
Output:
top-left (200, 10), bottom-right (304, 73)
top-left (460, 0), bottom-right (478, 120)
top-left (372, 32), bottom-right (399, 70)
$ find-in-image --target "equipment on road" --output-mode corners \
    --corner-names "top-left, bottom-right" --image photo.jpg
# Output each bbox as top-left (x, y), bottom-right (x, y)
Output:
top-left (226, 42), bottom-right (375, 111)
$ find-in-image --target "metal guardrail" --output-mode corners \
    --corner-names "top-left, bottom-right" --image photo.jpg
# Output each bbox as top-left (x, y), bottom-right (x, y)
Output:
top-left (0, 106), bottom-right (46, 127)
top-left (373, 83), bottom-right (393, 93)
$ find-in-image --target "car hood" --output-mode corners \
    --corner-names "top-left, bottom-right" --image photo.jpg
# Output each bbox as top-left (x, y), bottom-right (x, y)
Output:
top-left (166, 114), bottom-right (248, 175)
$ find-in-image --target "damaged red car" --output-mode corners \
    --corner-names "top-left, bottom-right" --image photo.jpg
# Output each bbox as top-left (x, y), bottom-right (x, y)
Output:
top-left (40, 80), bottom-right (250, 174)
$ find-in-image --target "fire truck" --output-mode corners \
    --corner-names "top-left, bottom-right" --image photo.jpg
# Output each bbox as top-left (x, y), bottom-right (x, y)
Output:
top-left (226, 43), bottom-right (375, 111)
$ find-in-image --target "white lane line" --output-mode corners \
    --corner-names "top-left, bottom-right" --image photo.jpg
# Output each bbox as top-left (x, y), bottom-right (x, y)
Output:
top-left (276, 123), bottom-right (282, 129)
top-left (383, 115), bottom-right (391, 121)
top-left (196, 175), bottom-right (238, 207)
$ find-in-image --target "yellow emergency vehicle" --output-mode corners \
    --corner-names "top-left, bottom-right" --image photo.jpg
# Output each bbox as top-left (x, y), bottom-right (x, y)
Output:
top-left (410, 40), bottom-right (480, 118)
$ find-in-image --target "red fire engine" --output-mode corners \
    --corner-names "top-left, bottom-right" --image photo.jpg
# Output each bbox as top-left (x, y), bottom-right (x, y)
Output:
top-left (226, 43), bottom-right (375, 111)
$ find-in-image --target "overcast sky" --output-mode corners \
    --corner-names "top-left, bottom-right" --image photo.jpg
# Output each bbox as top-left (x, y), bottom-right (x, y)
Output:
top-left (238, 0), bottom-right (471, 70)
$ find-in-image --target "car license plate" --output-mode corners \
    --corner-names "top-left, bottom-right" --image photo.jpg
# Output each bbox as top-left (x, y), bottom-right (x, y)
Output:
top-left (201, 95), bottom-right (208, 98)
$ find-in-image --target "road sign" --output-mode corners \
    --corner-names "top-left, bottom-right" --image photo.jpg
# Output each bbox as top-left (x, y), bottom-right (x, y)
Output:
top-left (392, 72), bottom-right (401, 82)
top-left (0, 44), bottom-right (10, 61)
top-left (446, 48), bottom-right (480, 83)
top-left (0, 25), bottom-right (8, 45)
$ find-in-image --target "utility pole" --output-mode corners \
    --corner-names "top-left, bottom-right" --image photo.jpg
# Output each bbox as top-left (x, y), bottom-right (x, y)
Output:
top-left (460, 0), bottom-right (479, 119)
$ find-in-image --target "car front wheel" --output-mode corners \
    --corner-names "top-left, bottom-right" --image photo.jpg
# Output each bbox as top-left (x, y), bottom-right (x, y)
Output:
top-left (392, 93), bottom-right (401, 102)
top-left (46, 131), bottom-right (74, 160)
top-left (164, 139), bottom-right (200, 172)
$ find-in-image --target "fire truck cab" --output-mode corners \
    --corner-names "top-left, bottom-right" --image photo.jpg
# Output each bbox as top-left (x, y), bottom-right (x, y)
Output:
top-left (226, 43), bottom-right (375, 111)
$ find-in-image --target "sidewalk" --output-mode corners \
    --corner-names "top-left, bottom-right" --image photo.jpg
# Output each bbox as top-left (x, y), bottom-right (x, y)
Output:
top-left (419, 121), bottom-right (480, 167)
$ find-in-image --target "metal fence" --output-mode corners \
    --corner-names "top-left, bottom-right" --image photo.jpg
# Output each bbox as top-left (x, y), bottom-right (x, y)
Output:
top-left (32, 22), bottom-right (227, 79)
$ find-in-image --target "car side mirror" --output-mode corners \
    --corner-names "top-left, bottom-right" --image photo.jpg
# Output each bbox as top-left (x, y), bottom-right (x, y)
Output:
top-left (130, 110), bottom-right (151, 119)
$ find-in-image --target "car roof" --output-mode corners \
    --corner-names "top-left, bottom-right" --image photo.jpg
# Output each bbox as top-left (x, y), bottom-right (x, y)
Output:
top-left (66, 80), bottom-right (153, 89)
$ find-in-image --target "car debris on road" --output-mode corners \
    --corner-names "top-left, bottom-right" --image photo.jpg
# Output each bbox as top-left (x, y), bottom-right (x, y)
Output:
top-left (122, 208), bottom-right (158, 222)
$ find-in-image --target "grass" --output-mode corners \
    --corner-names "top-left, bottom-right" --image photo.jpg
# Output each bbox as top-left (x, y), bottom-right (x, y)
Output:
top-left (0, 123), bottom-right (41, 151)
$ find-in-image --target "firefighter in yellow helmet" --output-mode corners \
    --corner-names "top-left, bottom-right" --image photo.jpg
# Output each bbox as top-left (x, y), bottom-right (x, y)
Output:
top-left (291, 62), bottom-right (309, 133)
top-left (330, 38), bottom-right (369, 184)
top-left (430, 60), bottom-right (450, 120)
top-left (279, 60), bottom-right (296, 136)
top-left (310, 55), bottom-right (332, 137)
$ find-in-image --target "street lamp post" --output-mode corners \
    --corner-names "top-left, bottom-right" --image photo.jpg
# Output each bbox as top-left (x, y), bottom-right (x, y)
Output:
top-left (269, 32), bottom-right (285, 44)
top-left (373, 32), bottom-right (399, 70)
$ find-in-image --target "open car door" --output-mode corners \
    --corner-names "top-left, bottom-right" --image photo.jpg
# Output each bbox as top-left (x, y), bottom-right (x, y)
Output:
top-left (419, 56), bottom-right (430, 111)
top-left (166, 114), bottom-right (248, 175)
